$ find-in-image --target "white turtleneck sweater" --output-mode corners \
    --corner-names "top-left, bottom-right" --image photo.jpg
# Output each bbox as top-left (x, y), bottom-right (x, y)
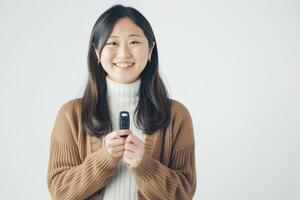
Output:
top-left (102, 76), bottom-right (146, 200)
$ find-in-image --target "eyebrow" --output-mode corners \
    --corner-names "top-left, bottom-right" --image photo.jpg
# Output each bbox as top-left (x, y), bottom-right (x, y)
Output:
top-left (108, 34), bottom-right (143, 38)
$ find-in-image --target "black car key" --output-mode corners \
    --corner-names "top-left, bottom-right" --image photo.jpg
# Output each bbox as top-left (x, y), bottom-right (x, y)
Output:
top-left (119, 111), bottom-right (130, 138)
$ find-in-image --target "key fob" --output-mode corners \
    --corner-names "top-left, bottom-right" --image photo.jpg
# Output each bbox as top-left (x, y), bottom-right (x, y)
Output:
top-left (119, 111), bottom-right (130, 137)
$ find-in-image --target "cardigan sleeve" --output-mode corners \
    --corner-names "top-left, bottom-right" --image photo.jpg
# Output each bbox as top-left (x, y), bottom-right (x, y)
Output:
top-left (47, 102), bottom-right (119, 200)
top-left (131, 103), bottom-right (197, 200)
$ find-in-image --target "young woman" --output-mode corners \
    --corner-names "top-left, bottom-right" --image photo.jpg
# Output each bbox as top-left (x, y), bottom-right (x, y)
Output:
top-left (47, 4), bottom-right (196, 200)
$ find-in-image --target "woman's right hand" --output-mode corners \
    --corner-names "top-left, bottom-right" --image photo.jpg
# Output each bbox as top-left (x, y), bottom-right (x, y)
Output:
top-left (104, 130), bottom-right (130, 158)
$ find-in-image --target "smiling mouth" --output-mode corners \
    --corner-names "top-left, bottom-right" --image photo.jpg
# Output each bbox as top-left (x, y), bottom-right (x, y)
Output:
top-left (113, 62), bottom-right (135, 68)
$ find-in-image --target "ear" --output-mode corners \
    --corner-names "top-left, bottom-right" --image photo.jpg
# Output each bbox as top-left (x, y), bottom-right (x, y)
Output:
top-left (148, 41), bottom-right (155, 60)
top-left (93, 43), bottom-right (100, 60)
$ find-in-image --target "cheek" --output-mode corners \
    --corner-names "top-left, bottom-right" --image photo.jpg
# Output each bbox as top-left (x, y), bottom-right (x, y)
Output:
top-left (100, 49), bottom-right (114, 63)
top-left (132, 48), bottom-right (149, 62)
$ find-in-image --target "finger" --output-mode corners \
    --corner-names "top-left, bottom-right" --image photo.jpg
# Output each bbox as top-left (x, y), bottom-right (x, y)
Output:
top-left (123, 154), bottom-right (132, 163)
top-left (105, 131), bottom-right (118, 140)
top-left (117, 130), bottom-right (130, 137)
top-left (107, 138), bottom-right (125, 148)
top-left (125, 134), bottom-right (134, 143)
top-left (113, 150), bottom-right (125, 158)
top-left (111, 145), bottom-right (125, 154)
top-left (126, 134), bottom-right (142, 145)
top-left (125, 142), bottom-right (137, 152)
top-left (124, 150), bottom-right (135, 159)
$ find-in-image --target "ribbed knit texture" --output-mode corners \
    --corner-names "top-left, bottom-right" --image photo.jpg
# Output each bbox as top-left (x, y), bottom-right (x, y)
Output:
top-left (102, 76), bottom-right (146, 200)
top-left (47, 96), bottom-right (197, 199)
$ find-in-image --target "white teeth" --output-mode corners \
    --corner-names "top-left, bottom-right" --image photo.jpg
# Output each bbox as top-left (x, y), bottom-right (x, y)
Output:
top-left (113, 63), bottom-right (134, 68)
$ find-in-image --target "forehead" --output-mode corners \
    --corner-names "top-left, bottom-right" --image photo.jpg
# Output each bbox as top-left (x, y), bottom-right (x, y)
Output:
top-left (109, 17), bottom-right (145, 38)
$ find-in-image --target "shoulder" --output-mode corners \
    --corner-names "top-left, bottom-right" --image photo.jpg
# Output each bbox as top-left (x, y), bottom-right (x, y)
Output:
top-left (169, 99), bottom-right (193, 127)
top-left (170, 99), bottom-right (191, 118)
top-left (51, 98), bottom-right (83, 145)
top-left (168, 99), bottom-right (194, 149)
top-left (59, 97), bottom-right (82, 111)
top-left (55, 97), bottom-right (83, 132)
top-left (57, 98), bottom-right (82, 117)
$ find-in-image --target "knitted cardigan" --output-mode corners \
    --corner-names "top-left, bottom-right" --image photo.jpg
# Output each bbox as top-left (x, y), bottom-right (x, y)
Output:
top-left (47, 98), bottom-right (197, 200)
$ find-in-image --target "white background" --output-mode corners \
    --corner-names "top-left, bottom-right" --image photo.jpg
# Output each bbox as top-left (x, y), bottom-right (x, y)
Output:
top-left (0, 0), bottom-right (299, 199)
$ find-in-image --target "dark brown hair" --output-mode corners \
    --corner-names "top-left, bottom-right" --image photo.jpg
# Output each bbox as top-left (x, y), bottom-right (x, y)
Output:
top-left (82, 4), bottom-right (171, 137)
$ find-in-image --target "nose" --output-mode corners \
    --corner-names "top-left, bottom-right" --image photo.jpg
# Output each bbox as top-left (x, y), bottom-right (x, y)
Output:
top-left (117, 44), bottom-right (132, 58)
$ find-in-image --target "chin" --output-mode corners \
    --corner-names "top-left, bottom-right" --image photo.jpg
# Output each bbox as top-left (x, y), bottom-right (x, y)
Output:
top-left (122, 77), bottom-right (139, 84)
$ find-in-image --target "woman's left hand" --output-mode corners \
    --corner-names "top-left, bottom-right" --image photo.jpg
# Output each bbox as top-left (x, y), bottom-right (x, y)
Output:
top-left (123, 131), bottom-right (145, 168)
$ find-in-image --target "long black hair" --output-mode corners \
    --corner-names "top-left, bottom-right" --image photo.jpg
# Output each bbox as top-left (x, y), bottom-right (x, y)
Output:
top-left (81, 4), bottom-right (171, 137)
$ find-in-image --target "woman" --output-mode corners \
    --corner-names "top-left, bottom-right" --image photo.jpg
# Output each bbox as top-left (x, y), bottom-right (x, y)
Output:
top-left (47, 4), bottom-right (196, 200)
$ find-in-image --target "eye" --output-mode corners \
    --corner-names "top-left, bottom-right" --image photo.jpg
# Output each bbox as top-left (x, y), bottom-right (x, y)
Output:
top-left (129, 41), bottom-right (140, 45)
top-left (106, 42), bottom-right (117, 46)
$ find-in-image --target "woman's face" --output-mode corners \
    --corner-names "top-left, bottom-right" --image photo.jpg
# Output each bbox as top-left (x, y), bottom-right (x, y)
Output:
top-left (95, 17), bottom-right (155, 84)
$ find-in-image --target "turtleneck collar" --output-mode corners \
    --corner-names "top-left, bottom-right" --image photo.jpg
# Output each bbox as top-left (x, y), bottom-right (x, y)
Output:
top-left (106, 75), bottom-right (141, 121)
top-left (106, 76), bottom-right (141, 98)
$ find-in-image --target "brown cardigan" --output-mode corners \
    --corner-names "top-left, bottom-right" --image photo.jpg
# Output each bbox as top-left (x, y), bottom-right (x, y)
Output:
top-left (47, 98), bottom-right (197, 200)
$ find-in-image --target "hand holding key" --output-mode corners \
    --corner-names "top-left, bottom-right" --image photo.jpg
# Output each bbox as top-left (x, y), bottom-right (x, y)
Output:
top-left (104, 130), bottom-right (131, 158)
top-left (103, 111), bottom-right (131, 159)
